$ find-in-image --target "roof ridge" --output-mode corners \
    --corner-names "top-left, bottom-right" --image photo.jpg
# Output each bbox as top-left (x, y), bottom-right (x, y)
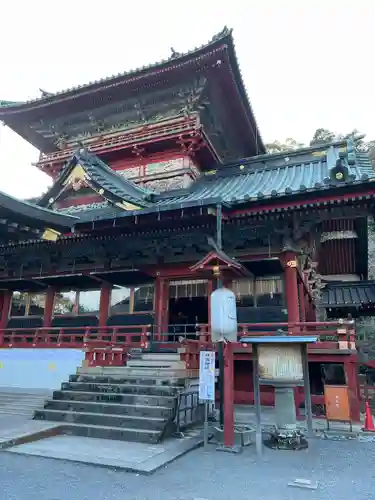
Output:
top-left (225, 139), bottom-right (351, 167)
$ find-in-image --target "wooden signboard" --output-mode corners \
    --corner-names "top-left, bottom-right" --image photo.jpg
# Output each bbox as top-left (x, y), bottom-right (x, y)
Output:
top-left (324, 385), bottom-right (351, 429)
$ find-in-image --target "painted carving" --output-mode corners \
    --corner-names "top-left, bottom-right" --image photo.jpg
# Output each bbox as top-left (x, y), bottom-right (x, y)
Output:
top-left (144, 176), bottom-right (185, 191)
top-left (117, 157), bottom-right (199, 193)
top-left (63, 164), bottom-right (89, 192)
top-left (58, 201), bottom-right (109, 214)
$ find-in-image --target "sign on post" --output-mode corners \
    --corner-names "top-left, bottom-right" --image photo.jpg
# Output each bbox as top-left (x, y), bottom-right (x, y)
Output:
top-left (199, 351), bottom-right (215, 401)
top-left (199, 351), bottom-right (215, 448)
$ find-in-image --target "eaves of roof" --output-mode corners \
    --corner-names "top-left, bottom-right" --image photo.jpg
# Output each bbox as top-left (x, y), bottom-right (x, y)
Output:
top-left (322, 281), bottom-right (375, 308)
top-left (38, 149), bottom-right (154, 210)
top-left (0, 190), bottom-right (77, 232)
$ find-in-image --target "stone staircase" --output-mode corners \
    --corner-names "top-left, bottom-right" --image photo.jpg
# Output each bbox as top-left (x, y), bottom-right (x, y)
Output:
top-left (33, 351), bottom-right (201, 444)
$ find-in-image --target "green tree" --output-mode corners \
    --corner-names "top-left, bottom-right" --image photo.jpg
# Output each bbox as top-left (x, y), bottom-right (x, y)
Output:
top-left (265, 138), bottom-right (305, 153)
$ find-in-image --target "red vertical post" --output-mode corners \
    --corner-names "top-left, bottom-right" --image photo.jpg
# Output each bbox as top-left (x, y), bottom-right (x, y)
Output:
top-left (283, 251), bottom-right (300, 324)
top-left (223, 342), bottom-right (235, 447)
top-left (345, 360), bottom-right (361, 422)
top-left (0, 291), bottom-right (12, 329)
top-left (282, 251), bottom-right (300, 417)
top-left (99, 284), bottom-right (111, 328)
top-left (43, 287), bottom-right (55, 327)
top-left (298, 277), bottom-right (306, 324)
top-left (154, 276), bottom-right (165, 341)
top-left (207, 279), bottom-right (213, 329)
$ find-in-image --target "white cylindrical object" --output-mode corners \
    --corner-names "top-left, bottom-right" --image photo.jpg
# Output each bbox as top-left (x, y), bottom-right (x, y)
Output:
top-left (210, 287), bottom-right (238, 342)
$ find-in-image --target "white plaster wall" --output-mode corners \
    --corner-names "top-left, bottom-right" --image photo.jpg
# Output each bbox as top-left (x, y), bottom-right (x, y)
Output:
top-left (0, 349), bottom-right (85, 390)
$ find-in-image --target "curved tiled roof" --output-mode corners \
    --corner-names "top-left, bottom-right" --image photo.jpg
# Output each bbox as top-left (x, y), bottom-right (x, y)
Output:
top-left (38, 149), bottom-right (154, 209)
top-left (0, 189), bottom-right (77, 240)
top-left (153, 140), bottom-right (374, 206)
top-left (71, 139), bottom-right (375, 224)
top-left (322, 281), bottom-right (375, 308)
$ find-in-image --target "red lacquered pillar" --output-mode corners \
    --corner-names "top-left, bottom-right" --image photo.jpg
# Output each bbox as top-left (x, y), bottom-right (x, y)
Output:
top-left (223, 342), bottom-right (235, 447)
top-left (298, 278), bottom-right (306, 324)
top-left (0, 291), bottom-right (12, 329)
top-left (282, 251), bottom-right (300, 416)
top-left (345, 360), bottom-right (361, 422)
top-left (154, 276), bottom-right (165, 341)
top-left (0, 291), bottom-right (11, 344)
top-left (99, 284), bottom-right (111, 328)
top-left (43, 287), bottom-right (55, 328)
top-left (282, 251), bottom-right (300, 325)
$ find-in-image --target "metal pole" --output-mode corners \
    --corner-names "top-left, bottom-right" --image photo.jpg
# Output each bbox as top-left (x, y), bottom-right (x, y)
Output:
top-left (204, 401), bottom-right (209, 448)
top-left (302, 344), bottom-right (313, 437)
top-left (252, 344), bottom-right (262, 456)
top-left (218, 342), bottom-right (225, 427)
top-left (216, 203), bottom-right (223, 251)
top-left (216, 203), bottom-right (224, 428)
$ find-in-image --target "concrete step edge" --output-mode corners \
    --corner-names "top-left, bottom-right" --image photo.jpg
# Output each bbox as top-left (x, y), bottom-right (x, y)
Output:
top-left (56, 390), bottom-right (176, 400)
top-left (62, 422), bottom-right (160, 435)
top-left (36, 408), bottom-right (167, 422)
top-left (66, 382), bottom-right (182, 390)
top-left (46, 399), bottom-right (172, 411)
top-left (140, 354), bottom-right (182, 360)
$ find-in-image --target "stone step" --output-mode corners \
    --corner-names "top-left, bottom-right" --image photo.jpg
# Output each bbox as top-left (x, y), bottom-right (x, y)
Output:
top-left (126, 360), bottom-right (186, 369)
top-left (53, 390), bottom-right (177, 407)
top-left (61, 382), bottom-right (182, 396)
top-left (45, 399), bottom-right (174, 418)
top-left (71, 374), bottom-right (187, 386)
top-left (34, 408), bottom-right (167, 430)
top-left (111, 368), bottom-right (198, 378)
top-left (138, 353), bottom-right (182, 362)
top-left (63, 422), bottom-right (161, 444)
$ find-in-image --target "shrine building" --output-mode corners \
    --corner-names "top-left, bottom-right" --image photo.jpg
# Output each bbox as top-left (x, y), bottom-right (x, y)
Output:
top-left (0, 27), bottom-right (373, 428)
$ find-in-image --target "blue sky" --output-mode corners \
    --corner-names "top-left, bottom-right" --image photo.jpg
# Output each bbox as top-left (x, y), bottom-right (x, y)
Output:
top-left (1, 0), bottom-right (374, 198)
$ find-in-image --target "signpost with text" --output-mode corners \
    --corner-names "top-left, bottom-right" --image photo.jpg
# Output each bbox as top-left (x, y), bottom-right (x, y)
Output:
top-left (199, 351), bottom-right (215, 447)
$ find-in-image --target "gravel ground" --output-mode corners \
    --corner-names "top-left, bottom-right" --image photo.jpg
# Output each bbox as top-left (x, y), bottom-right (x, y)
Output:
top-left (0, 439), bottom-right (374, 500)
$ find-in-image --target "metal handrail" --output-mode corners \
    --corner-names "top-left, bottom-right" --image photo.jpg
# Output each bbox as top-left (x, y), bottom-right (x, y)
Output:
top-left (173, 389), bottom-right (204, 436)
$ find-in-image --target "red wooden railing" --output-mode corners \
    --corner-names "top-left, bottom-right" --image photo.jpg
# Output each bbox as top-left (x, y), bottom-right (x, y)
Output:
top-left (179, 321), bottom-right (356, 370)
top-left (0, 320), bottom-right (355, 370)
top-left (0, 321), bottom-right (355, 349)
top-left (0, 325), bottom-right (152, 349)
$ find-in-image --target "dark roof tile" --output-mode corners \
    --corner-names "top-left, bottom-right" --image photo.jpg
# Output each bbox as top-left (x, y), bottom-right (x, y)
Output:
top-left (322, 281), bottom-right (375, 308)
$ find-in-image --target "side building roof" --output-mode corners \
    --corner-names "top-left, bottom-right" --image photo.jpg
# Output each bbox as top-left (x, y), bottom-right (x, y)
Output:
top-left (46, 138), bottom-right (375, 225)
top-left (152, 139), bottom-right (374, 209)
top-left (2, 138), bottom-right (372, 239)
top-left (0, 190), bottom-right (77, 243)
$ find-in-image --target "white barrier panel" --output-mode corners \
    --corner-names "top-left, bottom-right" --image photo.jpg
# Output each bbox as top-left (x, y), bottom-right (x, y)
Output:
top-left (0, 349), bottom-right (85, 390)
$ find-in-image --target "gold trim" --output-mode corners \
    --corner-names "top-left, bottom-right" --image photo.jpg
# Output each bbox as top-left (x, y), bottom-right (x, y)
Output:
top-left (115, 201), bottom-right (141, 211)
top-left (63, 164), bottom-right (88, 185)
top-left (42, 228), bottom-right (61, 242)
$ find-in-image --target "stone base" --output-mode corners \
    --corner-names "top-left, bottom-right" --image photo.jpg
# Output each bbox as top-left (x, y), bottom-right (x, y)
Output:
top-left (216, 444), bottom-right (242, 454)
top-left (264, 429), bottom-right (308, 451)
top-left (213, 425), bottom-right (252, 448)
